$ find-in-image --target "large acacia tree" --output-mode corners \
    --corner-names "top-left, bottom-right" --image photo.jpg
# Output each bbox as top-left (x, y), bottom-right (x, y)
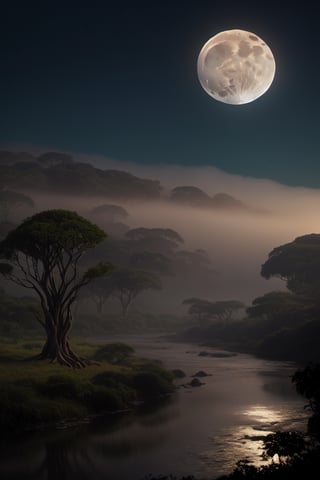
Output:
top-left (0, 209), bottom-right (112, 368)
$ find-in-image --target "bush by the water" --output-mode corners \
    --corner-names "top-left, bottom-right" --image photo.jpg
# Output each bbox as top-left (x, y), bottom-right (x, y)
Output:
top-left (92, 363), bottom-right (175, 401)
top-left (93, 343), bottom-right (134, 363)
top-left (132, 368), bottom-right (174, 400)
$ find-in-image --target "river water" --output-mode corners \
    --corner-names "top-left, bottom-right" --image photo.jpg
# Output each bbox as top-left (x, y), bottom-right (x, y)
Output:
top-left (0, 334), bottom-right (308, 480)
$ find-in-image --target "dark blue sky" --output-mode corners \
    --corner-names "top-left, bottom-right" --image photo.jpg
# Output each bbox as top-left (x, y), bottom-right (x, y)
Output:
top-left (1, 2), bottom-right (319, 187)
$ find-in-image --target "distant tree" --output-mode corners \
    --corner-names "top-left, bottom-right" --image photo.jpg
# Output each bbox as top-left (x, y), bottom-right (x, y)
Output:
top-left (81, 276), bottom-right (114, 314)
top-left (126, 227), bottom-right (183, 243)
top-left (125, 227), bottom-right (183, 255)
top-left (128, 251), bottom-right (174, 276)
top-left (175, 249), bottom-right (217, 276)
top-left (110, 269), bottom-right (162, 317)
top-left (0, 210), bottom-right (112, 368)
top-left (183, 298), bottom-right (244, 323)
top-left (83, 225), bottom-right (216, 313)
top-left (211, 192), bottom-right (244, 209)
top-left (182, 297), bottom-right (214, 323)
top-left (86, 226), bottom-right (213, 280)
top-left (261, 234), bottom-right (320, 299)
top-left (0, 189), bottom-right (34, 222)
top-left (91, 204), bottom-right (129, 223)
top-left (169, 186), bottom-right (244, 210)
top-left (100, 169), bottom-right (162, 199)
top-left (170, 186), bottom-right (212, 207)
top-left (214, 300), bottom-right (245, 320)
top-left (81, 264), bottom-right (165, 317)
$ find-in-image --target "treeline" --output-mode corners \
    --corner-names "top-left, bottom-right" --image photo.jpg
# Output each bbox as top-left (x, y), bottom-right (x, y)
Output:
top-left (0, 150), bottom-right (248, 210)
top-left (180, 234), bottom-right (320, 364)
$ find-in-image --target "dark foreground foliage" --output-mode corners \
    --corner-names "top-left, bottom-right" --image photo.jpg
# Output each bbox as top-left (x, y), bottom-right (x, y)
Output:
top-left (145, 444), bottom-right (320, 480)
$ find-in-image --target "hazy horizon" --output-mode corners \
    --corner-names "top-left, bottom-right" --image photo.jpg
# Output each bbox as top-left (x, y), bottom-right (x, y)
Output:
top-left (3, 148), bottom-right (318, 309)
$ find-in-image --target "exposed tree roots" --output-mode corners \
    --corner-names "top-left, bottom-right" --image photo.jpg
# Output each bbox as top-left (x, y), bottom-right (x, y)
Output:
top-left (31, 341), bottom-right (96, 368)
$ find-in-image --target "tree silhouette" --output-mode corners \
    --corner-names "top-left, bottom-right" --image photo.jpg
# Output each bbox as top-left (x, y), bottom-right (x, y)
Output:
top-left (91, 204), bottom-right (128, 223)
top-left (110, 269), bottom-right (162, 317)
top-left (128, 251), bottom-right (174, 277)
top-left (0, 209), bottom-right (112, 367)
top-left (183, 298), bottom-right (244, 323)
top-left (125, 228), bottom-right (183, 254)
top-left (262, 431), bottom-right (306, 463)
top-left (261, 234), bottom-right (320, 299)
top-left (81, 276), bottom-right (114, 314)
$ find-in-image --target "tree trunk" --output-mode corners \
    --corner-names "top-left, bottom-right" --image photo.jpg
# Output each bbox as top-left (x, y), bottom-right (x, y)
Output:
top-left (117, 292), bottom-right (130, 318)
top-left (37, 334), bottom-right (87, 368)
top-left (35, 310), bottom-right (88, 368)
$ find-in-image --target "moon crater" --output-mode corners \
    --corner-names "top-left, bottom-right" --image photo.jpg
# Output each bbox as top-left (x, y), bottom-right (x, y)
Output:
top-left (197, 29), bottom-right (276, 105)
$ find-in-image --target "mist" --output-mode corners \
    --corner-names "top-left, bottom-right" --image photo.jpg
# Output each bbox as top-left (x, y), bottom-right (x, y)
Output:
top-left (11, 149), bottom-right (320, 310)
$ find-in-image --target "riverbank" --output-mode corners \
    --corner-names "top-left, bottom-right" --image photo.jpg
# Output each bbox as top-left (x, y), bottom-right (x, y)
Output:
top-left (0, 334), bottom-right (308, 480)
top-left (0, 338), bottom-right (175, 434)
top-left (173, 319), bottom-right (320, 365)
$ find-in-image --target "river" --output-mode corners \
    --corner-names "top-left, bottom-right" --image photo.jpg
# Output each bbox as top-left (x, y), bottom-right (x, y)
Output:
top-left (0, 334), bottom-right (308, 480)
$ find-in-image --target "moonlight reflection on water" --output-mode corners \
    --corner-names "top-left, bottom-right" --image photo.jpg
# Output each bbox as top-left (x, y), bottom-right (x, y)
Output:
top-left (200, 403), bottom-right (307, 476)
top-left (243, 405), bottom-right (283, 423)
top-left (0, 336), bottom-right (308, 480)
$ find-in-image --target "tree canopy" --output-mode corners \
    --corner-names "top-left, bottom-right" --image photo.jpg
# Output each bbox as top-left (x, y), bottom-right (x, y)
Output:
top-left (246, 291), bottom-right (302, 319)
top-left (261, 234), bottom-right (320, 298)
top-left (110, 269), bottom-right (162, 317)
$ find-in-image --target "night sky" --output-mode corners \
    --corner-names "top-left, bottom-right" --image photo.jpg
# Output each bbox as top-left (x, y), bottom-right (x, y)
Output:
top-left (1, 2), bottom-right (319, 187)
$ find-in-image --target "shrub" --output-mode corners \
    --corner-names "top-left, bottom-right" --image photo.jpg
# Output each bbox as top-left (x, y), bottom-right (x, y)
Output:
top-left (132, 372), bottom-right (174, 400)
top-left (82, 385), bottom-right (124, 412)
top-left (171, 369), bottom-right (186, 378)
top-left (139, 362), bottom-right (174, 383)
top-left (93, 343), bottom-right (134, 363)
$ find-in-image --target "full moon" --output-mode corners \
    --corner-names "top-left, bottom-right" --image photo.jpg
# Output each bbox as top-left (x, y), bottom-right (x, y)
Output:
top-left (197, 29), bottom-right (276, 105)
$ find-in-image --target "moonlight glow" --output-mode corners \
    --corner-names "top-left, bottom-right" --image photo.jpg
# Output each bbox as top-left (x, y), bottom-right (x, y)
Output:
top-left (197, 29), bottom-right (276, 105)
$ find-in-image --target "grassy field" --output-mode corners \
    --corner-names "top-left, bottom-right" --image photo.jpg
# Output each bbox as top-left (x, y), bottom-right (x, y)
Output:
top-left (0, 337), bottom-right (175, 433)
